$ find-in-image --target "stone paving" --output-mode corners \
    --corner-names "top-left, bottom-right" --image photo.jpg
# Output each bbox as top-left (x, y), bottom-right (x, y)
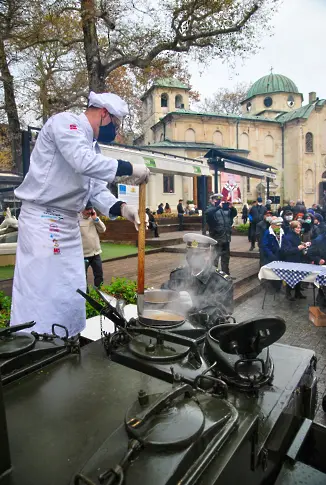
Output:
top-left (233, 288), bottom-right (326, 425)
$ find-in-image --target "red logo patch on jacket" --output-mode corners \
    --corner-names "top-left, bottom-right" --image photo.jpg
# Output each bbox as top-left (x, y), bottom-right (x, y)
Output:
top-left (70, 124), bottom-right (77, 130)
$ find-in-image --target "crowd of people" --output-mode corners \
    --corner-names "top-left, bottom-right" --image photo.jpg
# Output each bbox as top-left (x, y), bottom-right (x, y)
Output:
top-left (246, 198), bottom-right (326, 301)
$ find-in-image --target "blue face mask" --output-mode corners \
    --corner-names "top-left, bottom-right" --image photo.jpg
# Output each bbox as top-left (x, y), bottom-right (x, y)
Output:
top-left (97, 122), bottom-right (116, 143)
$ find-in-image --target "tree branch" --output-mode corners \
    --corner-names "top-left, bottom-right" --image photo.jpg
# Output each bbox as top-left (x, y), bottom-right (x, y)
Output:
top-left (104, 3), bottom-right (260, 75)
top-left (16, 36), bottom-right (84, 51)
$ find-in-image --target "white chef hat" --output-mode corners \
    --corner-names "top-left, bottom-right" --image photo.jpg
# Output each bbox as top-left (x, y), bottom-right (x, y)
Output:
top-left (88, 91), bottom-right (129, 120)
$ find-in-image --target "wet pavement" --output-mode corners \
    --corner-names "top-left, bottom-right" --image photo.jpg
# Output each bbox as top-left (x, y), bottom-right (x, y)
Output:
top-left (233, 286), bottom-right (326, 425)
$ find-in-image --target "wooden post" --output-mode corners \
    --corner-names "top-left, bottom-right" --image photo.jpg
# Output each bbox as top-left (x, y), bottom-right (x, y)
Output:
top-left (137, 183), bottom-right (146, 314)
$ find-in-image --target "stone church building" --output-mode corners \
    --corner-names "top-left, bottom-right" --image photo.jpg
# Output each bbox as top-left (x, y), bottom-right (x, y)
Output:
top-left (136, 74), bottom-right (326, 210)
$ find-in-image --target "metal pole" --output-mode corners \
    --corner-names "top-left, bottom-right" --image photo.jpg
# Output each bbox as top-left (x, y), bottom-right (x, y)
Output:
top-left (214, 166), bottom-right (218, 193)
top-left (266, 176), bottom-right (270, 200)
top-left (201, 176), bottom-right (207, 235)
top-left (0, 370), bottom-right (11, 479)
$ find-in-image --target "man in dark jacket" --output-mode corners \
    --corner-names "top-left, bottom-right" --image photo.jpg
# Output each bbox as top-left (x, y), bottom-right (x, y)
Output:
top-left (249, 197), bottom-right (267, 251)
top-left (256, 211), bottom-right (273, 267)
top-left (311, 213), bottom-right (326, 239)
top-left (162, 233), bottom-right (234, 326)
top-left (206, 194), bottom-right (237, 275)
top-left (282, 210), bottom-right (294, 235)
top-left (177, 199), bottom-right (184, 231)
top-left (292, 200), bottom-right (306, 217)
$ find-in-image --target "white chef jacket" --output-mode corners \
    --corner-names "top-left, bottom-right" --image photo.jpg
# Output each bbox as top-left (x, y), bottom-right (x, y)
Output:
top-left (15, 112), bottom-right (119, 215)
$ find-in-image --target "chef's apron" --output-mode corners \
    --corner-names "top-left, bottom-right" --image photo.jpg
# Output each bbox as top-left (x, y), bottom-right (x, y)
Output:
top-left (10, 202), bottom-right (86, 336)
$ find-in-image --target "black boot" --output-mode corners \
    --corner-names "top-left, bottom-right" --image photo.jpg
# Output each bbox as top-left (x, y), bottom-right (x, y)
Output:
top-left (286, 286), bottom-right (295, 301)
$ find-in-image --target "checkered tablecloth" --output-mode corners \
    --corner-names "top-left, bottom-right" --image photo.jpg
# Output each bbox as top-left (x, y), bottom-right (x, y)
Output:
top-left (258, 261), bottom-right (326, 288)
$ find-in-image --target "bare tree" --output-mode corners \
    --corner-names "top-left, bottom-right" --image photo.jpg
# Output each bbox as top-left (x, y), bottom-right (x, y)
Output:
top-left (0, 0), bottom-right (28, 169)
top-left (200, 83), bottom-right (250, 115)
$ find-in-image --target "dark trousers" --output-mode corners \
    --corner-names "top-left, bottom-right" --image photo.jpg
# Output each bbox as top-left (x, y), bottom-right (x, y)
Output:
top-left (178, 214), bottom-right (184, 231)
top-left (242, 217), bottom-right (248, 224)
top-left (214, 242), bottom-right (230, 274)
top-left (149, 222), bottom-right (159, 237)
top-left (85, 254), bottom-right (103, 288)
top-left (250, 223), bottom-right (257, 247)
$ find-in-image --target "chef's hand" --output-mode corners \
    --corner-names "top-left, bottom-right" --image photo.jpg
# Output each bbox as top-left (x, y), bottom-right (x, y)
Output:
top-left (132, 164), bottom-right (150, 184)
top-left (121, 205), bottom-right (149, 231)
top-left (121, 204), bottom-right (140, 231)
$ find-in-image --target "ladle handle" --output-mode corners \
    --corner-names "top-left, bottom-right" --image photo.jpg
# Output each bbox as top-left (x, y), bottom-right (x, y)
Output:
top-left (137, 183), bottom-right (146, 295)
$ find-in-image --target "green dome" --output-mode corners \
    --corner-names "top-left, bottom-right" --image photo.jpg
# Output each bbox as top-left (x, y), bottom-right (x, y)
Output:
top-left (246, 74), bottom-right (299, 99)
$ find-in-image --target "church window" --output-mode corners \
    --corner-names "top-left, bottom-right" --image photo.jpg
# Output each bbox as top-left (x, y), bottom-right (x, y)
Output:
top-left (175, 95), bottom-right (183, 108)
top-left (287, 95), bottom-right (295, 108)
top-left (161, 93), bottom-right (168, 108)
top-left (264, 97), bottom-right (273, 108)
top-left (160, 133), bottom-right (164, 141)
top-left (213, 130), bottom-right (223, 146)
top-left (163, 175), bottom-right (174, 193)
top-left (246, 102), bottom-right (252, 112)
top-left (305, 132), bottom-right (314, 153)
top-left (240, 132), bottom-right (249, 150)
top-left (264, 135), bottom-right (274, 155)
top-left (305, 169), bottom-right (313, 193)
top-left (247, 177), bottom-right (250, 192)
top-left (185, 128), bottom-right (196, 142)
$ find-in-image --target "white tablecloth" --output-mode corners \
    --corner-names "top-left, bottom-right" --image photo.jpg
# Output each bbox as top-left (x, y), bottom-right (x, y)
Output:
top-left (258, 261), bottom-right (326, 288)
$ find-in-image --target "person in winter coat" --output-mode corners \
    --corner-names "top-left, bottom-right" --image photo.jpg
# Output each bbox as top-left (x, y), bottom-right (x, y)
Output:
top-left (157, 203), bottom-right (164, 214)
top-left (164, 203), bottom-right (171, 214)
top-left (206, 194), bottom-right (237, 275)
top-left (307, 232), bottom-right (326, 308)
top-left (301, 213), bottom-right (313, 242)
top-left (146, 208), bottom-right (159, 238)
top-left (282, 210), bottom-right (294, 235)
top-left (281, 221), bottom-right (307, 300)
top-left (292, 200), bottom-right (306, 217)
top-left (261, 217), bottom-right (284, 266)
top-left (80, 203), bottom-right (106, 288)
top-left (242, 204), bottom-right (248, 224)
top-left (249, 197), bottom-right (267, 251)
top-left (311, 213), bottom-right (326, 240)
top-left (261, 217), bottom-right (284, 291)
top-left (256, 211), bottom-right (273, 267)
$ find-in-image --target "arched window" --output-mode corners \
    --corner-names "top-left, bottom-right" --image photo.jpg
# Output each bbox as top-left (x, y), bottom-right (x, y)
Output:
top-left (185, 128), bottom-right (196, 142)
top-left (213, 130), bottom-right (223, 146)
top-left (264, 135), bottom-right (274, 155)
top-left (160, 133), bottom-right (164, 141)
top-left (240, 132), bottom-right (249, 150)
top-left (305, 132), bottom-right (313, 153)
top-left (175, 95), bottom-right (183, 108)
top-left (305, 169), bottom-right (313, 192)
top-left (161, 93), bottom-right (168, 108)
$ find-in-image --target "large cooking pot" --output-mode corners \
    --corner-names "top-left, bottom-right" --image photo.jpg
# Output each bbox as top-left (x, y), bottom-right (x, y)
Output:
top-left (143, 290), bottom-right (179, 310)
top-left (138, 309), bottom-right (185, 328)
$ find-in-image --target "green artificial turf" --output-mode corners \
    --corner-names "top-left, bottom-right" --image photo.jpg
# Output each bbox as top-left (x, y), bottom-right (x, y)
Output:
top-left (0, 266), bottom-right (15, 280)
top-left (0, 244), bottom-right (152, 280)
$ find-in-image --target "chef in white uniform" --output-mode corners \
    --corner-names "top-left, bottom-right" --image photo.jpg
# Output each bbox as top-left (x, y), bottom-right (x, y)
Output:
top-left (11, 91), bottom-right (150, 336)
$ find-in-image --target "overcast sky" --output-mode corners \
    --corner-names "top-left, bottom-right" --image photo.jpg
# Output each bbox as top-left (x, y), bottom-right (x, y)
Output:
top-left (189, 0), bottom-right (326, 105)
